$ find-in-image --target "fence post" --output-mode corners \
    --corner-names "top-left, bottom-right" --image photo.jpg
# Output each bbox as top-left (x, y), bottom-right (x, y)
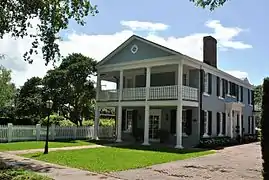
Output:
top-left (51, 124), bottom-right (55, 140)
top-left (73, 127), bottom-right (77, 140)
top-left (7, 123), bottom-right (13, 142)
top-left (36, 124), bottom-right (41, 141)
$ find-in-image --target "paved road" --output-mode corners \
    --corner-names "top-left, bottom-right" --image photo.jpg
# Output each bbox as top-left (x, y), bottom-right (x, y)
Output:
top-left (110, 143), bottom-right (262, 180)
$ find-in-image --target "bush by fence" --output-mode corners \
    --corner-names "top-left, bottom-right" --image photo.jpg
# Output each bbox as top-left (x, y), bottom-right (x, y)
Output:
top-left (0, 123), bottom-right (114, 143)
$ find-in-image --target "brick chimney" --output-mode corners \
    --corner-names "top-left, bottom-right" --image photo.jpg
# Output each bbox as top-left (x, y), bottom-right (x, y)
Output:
top-left (203, 36), bottom-right (217, 68)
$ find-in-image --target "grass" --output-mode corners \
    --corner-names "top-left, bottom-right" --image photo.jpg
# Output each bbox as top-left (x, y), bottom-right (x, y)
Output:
top-left (0, 168), bottom-right (52, 180)
top-left (23, 145), bottom-right (215, 172)
top-left (0, 140), bottom-right (93, 151)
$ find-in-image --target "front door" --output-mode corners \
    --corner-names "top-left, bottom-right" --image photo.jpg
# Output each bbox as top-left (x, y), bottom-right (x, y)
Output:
top-left (149, 109), bottom-right (161, 142)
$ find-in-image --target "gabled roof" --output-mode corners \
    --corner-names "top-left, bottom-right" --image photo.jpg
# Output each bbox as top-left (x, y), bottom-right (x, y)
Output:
top-left (96, 35), bottom-right (183, 67)
top-left (96, 34), bottom-right (254, 88)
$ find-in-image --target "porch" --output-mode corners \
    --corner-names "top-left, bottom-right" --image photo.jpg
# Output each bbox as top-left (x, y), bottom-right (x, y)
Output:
top-left (97, 63), bottom-right (200, 102)
top-left (96, 106), bottom-right (200, 148)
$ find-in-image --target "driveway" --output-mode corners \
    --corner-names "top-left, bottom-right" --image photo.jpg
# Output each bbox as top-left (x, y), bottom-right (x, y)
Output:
top-left (110, 143), bottom-right (262, 180)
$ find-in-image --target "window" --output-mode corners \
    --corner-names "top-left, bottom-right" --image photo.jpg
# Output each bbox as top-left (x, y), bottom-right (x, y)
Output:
top-left (208, 111), bottom-right (212, 135)
top-left (204, 73), bottom-right (212, 95)
top-left (124, 110), bottom-right (133, 132)
top-left (248, 89), bottom-right (252, 105)
top-left (222, 79), bottom-right (226, 98)
top-left (183, 74), bottom-right (187, 86)
top-left (220, 78), bottom-right (223, 98)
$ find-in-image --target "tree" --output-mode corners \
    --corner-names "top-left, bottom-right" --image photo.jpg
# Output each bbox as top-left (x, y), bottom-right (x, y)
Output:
top-left (15, 77), bottom-right (45, 124)
top-left (254, 85), bottom-right (263, 108)
top-left (190, 0), bottom-right (229, 10)
top-left (0, 66), bottom-right (16, 109)
top-left (261, 78), bottom-right (269, 179)
top-left (43, 53), bottom-right (96, 125)
top-left (0, 1), bottom-right (98, 65)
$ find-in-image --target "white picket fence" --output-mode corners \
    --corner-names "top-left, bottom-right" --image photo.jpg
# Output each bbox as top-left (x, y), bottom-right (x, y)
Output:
top-left (0, 123), bottom-right (114, 142)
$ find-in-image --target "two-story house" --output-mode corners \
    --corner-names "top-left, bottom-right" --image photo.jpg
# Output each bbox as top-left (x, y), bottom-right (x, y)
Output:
top-left (93, 35), bottom-right (255, 148)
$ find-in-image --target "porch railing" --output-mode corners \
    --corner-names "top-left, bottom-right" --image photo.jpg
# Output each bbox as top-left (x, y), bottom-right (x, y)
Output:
top-left (99, 89), bottom-right (119, 101)
top-left (99, 85), bottom-right (198, 101)
top-left (123, 87), bottom-right (146, 100)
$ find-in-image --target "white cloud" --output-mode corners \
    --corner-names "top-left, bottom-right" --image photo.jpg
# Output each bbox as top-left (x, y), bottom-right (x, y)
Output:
top-left (0, 19), bottom-right (251, 88)
top-left (224, 70), bottom-right (248, 80)
top-left (120, 21), bottom-right (169, 32)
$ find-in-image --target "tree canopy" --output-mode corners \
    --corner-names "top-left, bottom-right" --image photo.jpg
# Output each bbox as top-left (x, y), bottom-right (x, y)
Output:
top-left (190, 0), bottom-right (229, 10)
top-left (0, 66), bottom-right (16, 108)
top-left (0, 0), bottom-right (98, 65)
top-left (43, 53), bottom-right (97, 125)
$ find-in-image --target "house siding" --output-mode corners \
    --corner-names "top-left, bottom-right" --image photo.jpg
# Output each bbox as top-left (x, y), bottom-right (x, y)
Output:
top-left (202, 73), bottom-right (254, 137)
top-left (104, 39), bottom-right (173, 65)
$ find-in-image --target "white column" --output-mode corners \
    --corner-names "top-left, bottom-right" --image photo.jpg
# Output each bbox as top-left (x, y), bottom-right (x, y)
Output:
top-left (146, 67), bottom-right (151, 100)
top-left (116, 105), bottom-right (122, 142)
top-left (96, 73), bottom-right (101, 101)
top-left (225, 111), bottom-right (229, 136)
top-left (239, 111), bottom-right (242, 136)
top-left (119, 70), bottom-right (123, 101)
top-left (219, 112), bottom-right (223, 136)
top-left (94, 106), bottom-right (100, 140)
top-left (175, 62), bottom-right (183, 149)
top-left (230, 109), bottom-right (233, 138)
top-left (142, 105), bottom-right (150, 145)
top-left (203, 110), bottom-right (209, 137)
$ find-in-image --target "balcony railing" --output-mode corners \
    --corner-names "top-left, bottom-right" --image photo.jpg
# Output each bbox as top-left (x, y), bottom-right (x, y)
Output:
top-left (98, 85), bottom-right (198, 102)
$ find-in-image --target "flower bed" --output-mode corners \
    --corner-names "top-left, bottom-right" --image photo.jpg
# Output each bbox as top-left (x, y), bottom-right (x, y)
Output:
top-left (198, 136), bottom-right (239, 149)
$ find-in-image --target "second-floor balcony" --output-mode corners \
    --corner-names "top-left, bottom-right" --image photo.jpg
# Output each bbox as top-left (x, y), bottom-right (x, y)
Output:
top-left (98, 85), bottom-right (198, 102)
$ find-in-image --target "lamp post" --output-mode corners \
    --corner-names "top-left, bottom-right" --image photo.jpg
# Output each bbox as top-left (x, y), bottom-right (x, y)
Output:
top-left (44, 99), bottom-right (53, 154)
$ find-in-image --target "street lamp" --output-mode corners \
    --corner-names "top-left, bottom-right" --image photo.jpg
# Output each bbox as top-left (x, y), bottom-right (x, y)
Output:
top-left (44, 99), bottom-right (53, 154)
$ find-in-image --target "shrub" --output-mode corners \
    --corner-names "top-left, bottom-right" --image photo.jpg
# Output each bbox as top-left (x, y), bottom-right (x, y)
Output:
top-left (82, 119), bottom-right (114, 127)
top-left (82, 120), bottom-right (94, 126)
top-left (99, 119), bottom-right (115, 127)
top-left (59, 119), bottom-right (76, 127)
top-left (198, 136), bottom-right (238, 149)
top-left (40, 114), bottom-right (65, 126)
top-left (261, 78), bottom-right (269, 179)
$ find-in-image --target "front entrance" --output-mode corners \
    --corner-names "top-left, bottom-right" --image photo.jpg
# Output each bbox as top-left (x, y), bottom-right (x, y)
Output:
top-left (149, 109), bottom-right (161, 142)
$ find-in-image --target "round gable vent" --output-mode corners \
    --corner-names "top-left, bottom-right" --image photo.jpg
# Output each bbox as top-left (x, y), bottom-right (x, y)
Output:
top-left (130, 44), bottom-right (138, 54)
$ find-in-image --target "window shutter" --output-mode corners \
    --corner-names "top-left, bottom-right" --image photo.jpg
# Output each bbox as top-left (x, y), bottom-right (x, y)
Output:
top-left (236, 85), bottom-right (239, 101)
top-left (241, 115), bottom-right (244, 135)
top-left (170, 110), bottom-right (176, 134)
top-left (240, 86), bottom-right (243, 102)
top-left (208, 111), bottom-right (212, 135)
top-left (248, 90), bottom-right (250, 104)
top-left (225, 80), bottom-right (228, 94)
top-left (122, 109), bottom-right (126, 131)
top-left (216, 112), bottom-right (220, 135)
top-left (222, 79), bottom-right (226, 98)
top-left (251, 91), bottom-right (254, 106)
top-left (216, 76), bottom-right (220, 96)
top-left (186, 109), bottom-right (192, 135)
top-left (248, 116), bottom-right (251, 134)
top-left (200, 70), bottom-right (205, 93)
top-left (208, 73), bottom-right (212, 94)
top-left (200, 110), bottom-right (205, 136)
top-left (222, 113), bottom-right (226, 135)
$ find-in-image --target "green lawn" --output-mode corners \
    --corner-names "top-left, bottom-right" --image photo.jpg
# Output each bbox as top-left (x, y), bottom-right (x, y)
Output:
top-left (23, 146), bottom-right (215, 172)
top-left (0, 140), bottom-right (93, 151)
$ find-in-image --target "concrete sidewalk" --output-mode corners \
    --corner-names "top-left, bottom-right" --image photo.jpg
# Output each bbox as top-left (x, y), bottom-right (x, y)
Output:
top-left (0, 152), bottom-right (122, 180)
top-left (6, 144), bottom-right (105, 155)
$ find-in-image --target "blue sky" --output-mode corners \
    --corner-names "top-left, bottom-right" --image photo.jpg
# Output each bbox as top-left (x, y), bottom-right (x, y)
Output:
top-left (1, 0), bottom-right (267, 86)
